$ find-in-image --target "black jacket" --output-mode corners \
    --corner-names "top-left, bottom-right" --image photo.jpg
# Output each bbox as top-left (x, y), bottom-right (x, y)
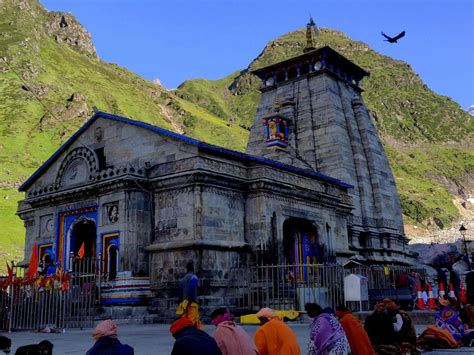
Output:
top-left (86, 337), bottom-right (134, 355)
top-left (172, 327), bottom-right (222, 355)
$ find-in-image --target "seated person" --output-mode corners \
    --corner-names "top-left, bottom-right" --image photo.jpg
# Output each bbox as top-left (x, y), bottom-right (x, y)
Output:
top-left (170, 317), bottom-right (221, 355)
top-left (86, 319), bottom-right (134, 355)
top-left (210, 308), bottom-right (257, 355)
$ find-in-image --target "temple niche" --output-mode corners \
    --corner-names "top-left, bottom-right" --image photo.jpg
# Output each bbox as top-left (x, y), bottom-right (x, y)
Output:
top-left (17, 20), bottom-right (411, 315)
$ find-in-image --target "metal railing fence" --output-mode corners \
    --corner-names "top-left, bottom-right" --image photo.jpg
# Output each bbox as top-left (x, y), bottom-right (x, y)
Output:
top-left (222, 263), bottom-right (427, 313)
top-left (0, 256), bottom-right (101, 331)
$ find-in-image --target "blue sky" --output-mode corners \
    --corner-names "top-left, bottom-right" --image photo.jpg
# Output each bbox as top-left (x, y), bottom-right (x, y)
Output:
top-left (41, 0), bottom-right (473, 109)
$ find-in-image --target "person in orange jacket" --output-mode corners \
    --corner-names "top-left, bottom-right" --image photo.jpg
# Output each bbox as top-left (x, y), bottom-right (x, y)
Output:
top-left (254, 307), bottom-right (300, 355)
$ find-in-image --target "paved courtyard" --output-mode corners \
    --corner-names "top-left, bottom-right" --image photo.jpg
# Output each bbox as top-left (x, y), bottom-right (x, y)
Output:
top-left (2, 323), bottom-right (474, 354)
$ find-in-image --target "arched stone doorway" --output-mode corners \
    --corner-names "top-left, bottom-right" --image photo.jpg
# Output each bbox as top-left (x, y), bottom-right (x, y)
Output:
top-left (71, 219), bottom-right (96, 259)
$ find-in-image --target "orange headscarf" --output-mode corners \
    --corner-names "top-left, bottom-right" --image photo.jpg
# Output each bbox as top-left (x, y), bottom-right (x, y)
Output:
top-left (170, 317), bottom-right (193, 336)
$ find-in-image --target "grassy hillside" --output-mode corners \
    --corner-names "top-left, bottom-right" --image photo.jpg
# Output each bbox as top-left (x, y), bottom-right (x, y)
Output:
top-left (176, 28), bottom-right (474, 230)
top-left (0, 0), bottom-right (248, 269)
top-left (1, 1), bottom-right (472, 270)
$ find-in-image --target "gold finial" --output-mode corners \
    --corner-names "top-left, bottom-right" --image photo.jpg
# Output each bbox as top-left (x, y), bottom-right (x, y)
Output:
top-left (303, 16), bottom-right (319, 53)
top-left (273, 96), bottom-right (281, 112)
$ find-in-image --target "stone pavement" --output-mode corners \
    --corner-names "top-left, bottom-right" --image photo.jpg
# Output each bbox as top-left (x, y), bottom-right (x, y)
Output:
top-left (2, 323), bottom-right (474, 354)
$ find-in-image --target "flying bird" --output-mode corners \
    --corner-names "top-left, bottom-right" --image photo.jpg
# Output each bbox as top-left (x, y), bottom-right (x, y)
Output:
top-left (381, 30), bottom-right (406, 43)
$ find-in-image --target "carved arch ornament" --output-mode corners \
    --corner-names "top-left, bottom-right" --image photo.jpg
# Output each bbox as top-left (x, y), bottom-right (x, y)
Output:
top-left (56, 147), bottom-right (99, 187)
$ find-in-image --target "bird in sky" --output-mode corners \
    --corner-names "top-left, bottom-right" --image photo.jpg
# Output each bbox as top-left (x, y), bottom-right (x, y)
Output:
top-left (381, 30), bottom-right (406, 43)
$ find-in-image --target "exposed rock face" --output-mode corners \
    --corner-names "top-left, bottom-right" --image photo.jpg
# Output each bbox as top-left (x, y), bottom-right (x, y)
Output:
top-left (46, 12), bottom-right (97, 59)
top-left (39, 92), bottom-right (91, 130)
top-left (410, 243), bottom-right (462, 267)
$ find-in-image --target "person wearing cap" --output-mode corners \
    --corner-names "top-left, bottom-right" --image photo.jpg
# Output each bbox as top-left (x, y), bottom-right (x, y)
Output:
top-left (364, 300), bottom-right (399, 353)
top-left (335, 305), bottom-right (375, 355)
top-left (170, 316), bottom-right (222, 355)
top-left (176, 261), bottom-right (201, 328)
top-left (210, 308), bottom-right (258, 355)
top-left (305, 303), bottom-right (350, 355)
top-left (383, 299), bottom-right (417, 347)
top-left (86, 319), bottom-right (134, 355)
top-left (254, 307), bottom-right (300, 355)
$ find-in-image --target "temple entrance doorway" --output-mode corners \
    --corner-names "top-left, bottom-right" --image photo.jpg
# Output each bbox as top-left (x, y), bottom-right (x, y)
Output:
top-left (283, 218), bottom-right (320, 281)
top-left (71, 219), bottom-right (96, 259)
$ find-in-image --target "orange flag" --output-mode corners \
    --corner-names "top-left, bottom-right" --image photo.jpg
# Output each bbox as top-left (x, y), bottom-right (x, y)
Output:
top-left (26, 241), bottom-right (38, 278)
top-left (77, 242), bottom-right (85, 259)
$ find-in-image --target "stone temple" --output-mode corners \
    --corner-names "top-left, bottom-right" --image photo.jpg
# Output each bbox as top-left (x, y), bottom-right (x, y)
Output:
top-left (17, 27), bottom-right (411, 309)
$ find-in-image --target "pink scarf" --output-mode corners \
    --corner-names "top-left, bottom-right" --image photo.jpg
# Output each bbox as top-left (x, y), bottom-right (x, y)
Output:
top-left (211, 312), bottom-right (232, 326)
top-left (92, 320), bottom-right (118, 341)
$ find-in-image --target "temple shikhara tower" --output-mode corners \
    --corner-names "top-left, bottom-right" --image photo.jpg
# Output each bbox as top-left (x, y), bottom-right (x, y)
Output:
top-left (16, 19), bottom-right (411, 315)
top-left (247, 18), bottom-right (408, 265)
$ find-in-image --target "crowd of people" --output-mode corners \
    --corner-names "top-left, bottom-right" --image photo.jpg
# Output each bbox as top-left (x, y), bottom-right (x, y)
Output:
top-left (8, 261), bottom-right (474, 354)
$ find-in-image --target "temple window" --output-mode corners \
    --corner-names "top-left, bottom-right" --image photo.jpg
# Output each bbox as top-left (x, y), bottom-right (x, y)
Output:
top-left (276, 69), bottom-right (286, 83)
top-left (300, 62), bottom-right (310, 75)
top-left (264, 114), bottom-right (289, 148)
top-left (287, 66), bottom-right (298, 80)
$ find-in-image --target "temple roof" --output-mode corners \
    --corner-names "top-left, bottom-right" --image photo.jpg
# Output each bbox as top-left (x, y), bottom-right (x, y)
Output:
top-left (252, 46), bottom-right (369, 86)
top-left (19, 111), bottom-right (353, 191)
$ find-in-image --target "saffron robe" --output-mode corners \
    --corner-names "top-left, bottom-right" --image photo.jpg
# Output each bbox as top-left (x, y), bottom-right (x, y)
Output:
top-left (254, 317), bottom-right (301, 355)
top-left (336, 310), bottom-right (375, 355)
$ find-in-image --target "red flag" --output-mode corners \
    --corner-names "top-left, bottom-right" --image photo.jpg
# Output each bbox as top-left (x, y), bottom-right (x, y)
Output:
top-left (26, 241), bottom-right (38, 278)
top-left (6, 261), bottom-right (13, 286)
top-left (77, 242), bottom-right (85, 259)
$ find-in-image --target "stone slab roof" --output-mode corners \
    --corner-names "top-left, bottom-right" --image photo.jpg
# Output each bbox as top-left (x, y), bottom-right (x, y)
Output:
top-left (19, 111), bottom-right (353, 192)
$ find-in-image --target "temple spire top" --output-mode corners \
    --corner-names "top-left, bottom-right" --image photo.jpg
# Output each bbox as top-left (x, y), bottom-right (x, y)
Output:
top-left (303, 16), bottom-right (319, 53)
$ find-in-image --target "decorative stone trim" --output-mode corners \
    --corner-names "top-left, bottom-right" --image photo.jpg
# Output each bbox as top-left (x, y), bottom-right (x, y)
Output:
top-left (27, 163), bottom-right (147, 200)
top-left (56, 147), bottom-right (99, 186)
top-left (145, 240), bottom-right (251, 252)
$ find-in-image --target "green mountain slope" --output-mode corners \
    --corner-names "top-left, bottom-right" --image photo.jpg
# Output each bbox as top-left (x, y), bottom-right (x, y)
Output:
top-left (0, 0), bottom-right (248, 268)
top-left (1, 0), bottom-right (472, 269)
top-left (176, 28), bottom-right (474, 231)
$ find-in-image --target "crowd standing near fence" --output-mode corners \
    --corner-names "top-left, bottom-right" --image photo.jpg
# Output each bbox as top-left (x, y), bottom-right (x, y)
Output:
top-left (4, 263), bottom-right (474, 353)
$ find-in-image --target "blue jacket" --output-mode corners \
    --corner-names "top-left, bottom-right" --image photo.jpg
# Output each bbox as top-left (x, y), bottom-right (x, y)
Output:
top-left (86, 337), bottom-right (134, 355)
top-left (172, 327), bottom-right (222, 355)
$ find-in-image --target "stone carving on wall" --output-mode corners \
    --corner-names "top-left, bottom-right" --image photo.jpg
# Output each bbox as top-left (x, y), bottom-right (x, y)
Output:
top-left (94, 127), bottom-right (104, 142)
top-left (62, 158), bottom-right (89, 186)
top-left (40, 214), bottom-right (54, 235)
top-left (56, 147), bottom-right (99, 187)
top-left (200, 158), bottom-right (246, 178)
top-left (103, 203), bottom-right (119, 224)
top-left (107, 204), bottom-right (119, 223)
